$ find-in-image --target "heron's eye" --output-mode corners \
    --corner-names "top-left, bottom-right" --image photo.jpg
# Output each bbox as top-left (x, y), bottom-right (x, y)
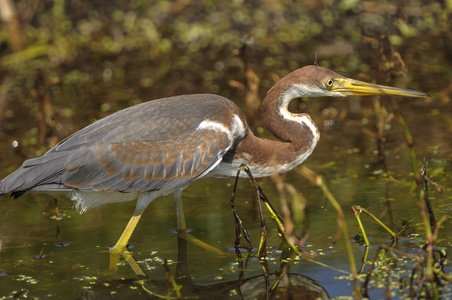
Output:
top-left (325, 79), bottom-right (334, 88)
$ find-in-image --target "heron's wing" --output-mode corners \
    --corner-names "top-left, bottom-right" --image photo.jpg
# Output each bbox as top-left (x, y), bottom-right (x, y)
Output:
top-left (61, 127), bottom-right (232, 192)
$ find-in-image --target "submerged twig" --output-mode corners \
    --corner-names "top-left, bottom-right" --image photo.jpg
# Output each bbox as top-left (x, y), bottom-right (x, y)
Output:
top-left (230, 165), bottom-right (253, 258)
top-left (235, 251), bottom-right (253, 299)
top-left (230, 163), bottom-right (300, 258)
top-left (230, 163), bottom-right (303, 299)
top-left (421, 158), bottom-right (436, 232)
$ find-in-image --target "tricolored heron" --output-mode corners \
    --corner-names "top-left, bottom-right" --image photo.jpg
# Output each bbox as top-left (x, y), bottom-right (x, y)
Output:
top-left (0, 65), bottom-right (428, 271)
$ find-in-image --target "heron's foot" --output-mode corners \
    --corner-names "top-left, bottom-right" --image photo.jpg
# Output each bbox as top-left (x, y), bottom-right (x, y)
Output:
top-left (108, 245), bottom-right (123, 271)
top-left (109, 245), bottom-right (147, 277)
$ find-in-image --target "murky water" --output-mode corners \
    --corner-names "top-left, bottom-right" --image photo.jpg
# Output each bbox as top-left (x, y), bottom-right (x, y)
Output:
top-left (1, 88), bottom-right (451, 299)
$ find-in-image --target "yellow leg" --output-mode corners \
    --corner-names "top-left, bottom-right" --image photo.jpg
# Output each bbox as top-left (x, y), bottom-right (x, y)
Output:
top-left (109, 206), bottom-right (147, 276)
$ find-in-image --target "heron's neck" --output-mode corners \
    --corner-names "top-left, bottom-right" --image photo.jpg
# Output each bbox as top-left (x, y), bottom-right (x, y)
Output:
top-left (234, 85), bottom-right (320, 176)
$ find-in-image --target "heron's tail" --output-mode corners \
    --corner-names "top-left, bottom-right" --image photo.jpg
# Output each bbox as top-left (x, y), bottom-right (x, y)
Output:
top-left (0, 153), bottom-right (70, 198)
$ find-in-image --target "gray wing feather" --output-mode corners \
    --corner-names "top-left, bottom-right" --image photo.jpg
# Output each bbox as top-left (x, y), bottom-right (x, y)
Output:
top-left (61, 132), bottom-right (231, 192)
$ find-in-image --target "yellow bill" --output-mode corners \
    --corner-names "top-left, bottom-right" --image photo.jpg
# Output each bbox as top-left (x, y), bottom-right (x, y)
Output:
top-left (330, 78), bottom-right (430, 98)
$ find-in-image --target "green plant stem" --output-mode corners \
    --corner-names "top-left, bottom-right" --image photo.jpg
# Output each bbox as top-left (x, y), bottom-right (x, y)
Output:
top-left (352, 205), bottom-right (397, 237)
top-left (352, 207), bottom-right (370, 247)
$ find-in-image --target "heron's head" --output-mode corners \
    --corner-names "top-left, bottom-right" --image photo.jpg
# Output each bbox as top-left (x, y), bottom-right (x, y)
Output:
top-left (275, 65), bottom-right (429, 99)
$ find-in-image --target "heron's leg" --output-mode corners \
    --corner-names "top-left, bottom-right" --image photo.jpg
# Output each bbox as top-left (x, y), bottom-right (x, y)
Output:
top-left (173, 190), bottom-right (191, 282)
top-left (109, 194), bottom-right (154, 276)
top-left (109, 205), bottom-right (147, 276)
top-left (173, 189), bottom-right (186, 232)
